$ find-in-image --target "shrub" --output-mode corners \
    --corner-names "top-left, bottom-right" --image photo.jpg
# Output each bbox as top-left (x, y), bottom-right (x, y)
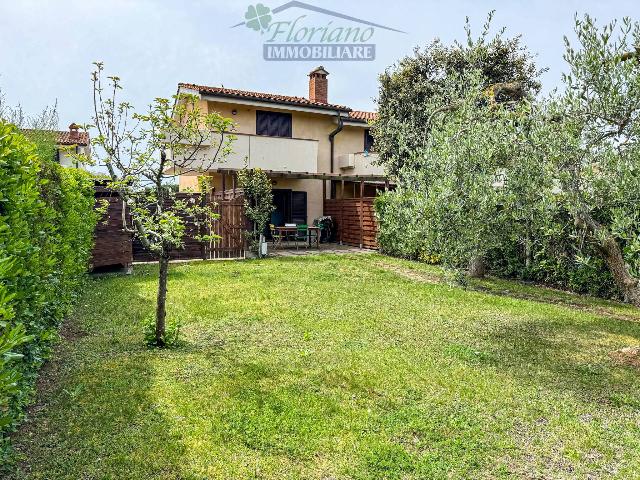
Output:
top-left (143, 315), bottom-right (182, 348)
top-left (236, 167), bottom-right (275, 256)
top-left (375, 192), bottom-right (432, 260)
top-left (377, 188), bottom-right (620, 299)
top-left (0, 122), bottom-right (97, 460)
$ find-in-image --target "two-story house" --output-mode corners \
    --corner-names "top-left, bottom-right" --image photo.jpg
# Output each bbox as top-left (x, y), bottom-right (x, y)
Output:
top-left (174, 66), bottom-right (387, 226)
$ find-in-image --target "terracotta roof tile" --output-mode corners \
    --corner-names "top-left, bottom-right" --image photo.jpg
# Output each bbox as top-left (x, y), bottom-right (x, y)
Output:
top-left (56, 130), bottom-right (89, 146)
top-left (21, 129), bottom-right (89, 146)
top-left (179, 82), bottom-right (351, 112)
top-left (348, 110), bottom-right (378, 122)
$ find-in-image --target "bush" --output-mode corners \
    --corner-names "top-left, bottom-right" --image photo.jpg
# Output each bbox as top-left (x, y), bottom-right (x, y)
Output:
top-left (143, 315), bottom-right (182, 348)
top-left (377, 189), bottom-right (621, 299)
top-left (375, 192), bottom-right (431, 260)
top-left (0, 122), bottom-right (97, 460)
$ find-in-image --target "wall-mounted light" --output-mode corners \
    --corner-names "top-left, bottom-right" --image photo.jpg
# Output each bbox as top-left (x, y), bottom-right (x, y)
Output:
top-left (231, 109), bottom-right (238, 115)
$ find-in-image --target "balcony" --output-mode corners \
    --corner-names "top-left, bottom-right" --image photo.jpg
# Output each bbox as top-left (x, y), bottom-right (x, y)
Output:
top-left (172, 132), bottom-right (319, 174)
top-left (337, 152), bottom-right (383, 176)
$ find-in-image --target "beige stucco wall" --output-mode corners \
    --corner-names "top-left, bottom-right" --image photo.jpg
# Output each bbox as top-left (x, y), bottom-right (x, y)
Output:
top-left (58, 145), bottom-right (90, 169)
top-left (184, 173), bottom-right (323, 224)
top-left (270, 177), bottom-right (324, 223)
top-left (335, 125), bottom-right (366, 158)
top-left (202, 101), bottom-right (336, 221)
top-left (179, 175), bottom-right (200, 192)
top-left (205, 100), bottom-right (370, 176)
top-left (179, 98), bottom-right (379, 222)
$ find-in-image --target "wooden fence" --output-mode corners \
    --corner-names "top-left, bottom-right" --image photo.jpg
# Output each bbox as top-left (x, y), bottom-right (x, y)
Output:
top-left (323, 197), bottom-right (378, 249)
top-left (91, 187), bottom-right (247, 269)
top-left (208, 190), bottom-right (247, 259)
top-left (91, 186), bottom-right (133, 270)
top-left (132, 192), bottom-right (211, 262)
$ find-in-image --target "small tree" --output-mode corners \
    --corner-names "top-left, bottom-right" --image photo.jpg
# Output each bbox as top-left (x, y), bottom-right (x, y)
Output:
top-left (236, 167), bottom-right (275, 256)
top-left (77, 63), bottom-right (236, 345)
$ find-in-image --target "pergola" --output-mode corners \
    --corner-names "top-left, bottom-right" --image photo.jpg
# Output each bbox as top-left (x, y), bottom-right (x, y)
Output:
top-left (204, 168), bottom-right (393, 200)
top-left (205, 169), bottom-right (392, 249)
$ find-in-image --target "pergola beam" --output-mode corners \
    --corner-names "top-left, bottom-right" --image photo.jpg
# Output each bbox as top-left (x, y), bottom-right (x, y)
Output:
top-left (183, 167), bottom-right (392, 183)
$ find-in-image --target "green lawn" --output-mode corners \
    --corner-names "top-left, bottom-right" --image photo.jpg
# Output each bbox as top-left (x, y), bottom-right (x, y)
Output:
top-left (8, 253), bottom-right (640, 479)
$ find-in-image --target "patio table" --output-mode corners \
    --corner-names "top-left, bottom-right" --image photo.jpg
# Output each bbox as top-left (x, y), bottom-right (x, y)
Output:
top-left (274, 226), bottom-right (320, 249)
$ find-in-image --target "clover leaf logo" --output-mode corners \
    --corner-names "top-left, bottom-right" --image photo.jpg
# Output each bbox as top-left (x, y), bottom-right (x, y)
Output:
top-left (245, 3), bottom-right (272, 33)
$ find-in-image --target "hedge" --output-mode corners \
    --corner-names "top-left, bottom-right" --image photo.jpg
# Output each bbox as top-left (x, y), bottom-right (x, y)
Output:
top-left (375, 191), bottom-right (618, 299)
top-left (0, 121), bottom-right (97, 461)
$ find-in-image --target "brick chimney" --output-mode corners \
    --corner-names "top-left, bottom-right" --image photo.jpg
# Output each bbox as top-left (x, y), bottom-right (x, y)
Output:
top-left (68, 123), bottom-right (80, 141)
top-left (308, 66), bottom-right (329, 104)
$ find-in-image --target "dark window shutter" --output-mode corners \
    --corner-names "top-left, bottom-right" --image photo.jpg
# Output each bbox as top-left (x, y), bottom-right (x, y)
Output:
top-left (291, 191), bottom-right (307, 224)
top-left (256, 110), bottom-right (292, 137)
top-left (256, 112), bottom-right (270, 136)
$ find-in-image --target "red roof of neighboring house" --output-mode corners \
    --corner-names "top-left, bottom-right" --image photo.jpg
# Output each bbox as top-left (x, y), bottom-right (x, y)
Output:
top-left (21, 129), bottom-right (90, 146)
top-left (56, 130), bottom-right (89, 146)
top-left (179, 82), bottom-right (351, 112)
top-left (348, 110), bottom-right (378, 123)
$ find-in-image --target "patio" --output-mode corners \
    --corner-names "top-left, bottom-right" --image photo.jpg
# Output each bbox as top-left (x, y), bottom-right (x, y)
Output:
top-left (268, 242), bottom-right (375, 257)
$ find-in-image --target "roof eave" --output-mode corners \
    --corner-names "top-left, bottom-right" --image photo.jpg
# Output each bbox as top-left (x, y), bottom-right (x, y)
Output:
top-left (204, 91), bottom-right (351, 112)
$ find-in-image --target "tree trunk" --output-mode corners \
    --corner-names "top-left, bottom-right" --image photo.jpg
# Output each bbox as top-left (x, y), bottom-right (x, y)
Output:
top-left (596, 235), bottom-right (640, 307)
top-left (468, 255), bottom-right (487, 278)
top-left (155, 255), bottom-right (170, 346)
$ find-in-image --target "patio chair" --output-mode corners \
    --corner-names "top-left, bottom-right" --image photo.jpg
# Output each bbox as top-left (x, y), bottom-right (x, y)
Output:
top-left (296, 224), bottom-right (309, 249)
top-left (269, 224), bottom-right (282, 249)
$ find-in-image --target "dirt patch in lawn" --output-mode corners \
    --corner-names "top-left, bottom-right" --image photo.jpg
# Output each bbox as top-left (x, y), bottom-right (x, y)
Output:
top-left (8, 318), bottom-right (85, 445)
top-left (610, 346), bottom-right (640, 368)
top-left (374, 261), bottom-right (442, 285)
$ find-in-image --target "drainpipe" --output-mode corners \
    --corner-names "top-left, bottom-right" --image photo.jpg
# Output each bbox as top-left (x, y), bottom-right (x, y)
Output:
top-left (328, 111), bottom-right (344, 200)
top-left (329, 111), bottom-right (344, 173)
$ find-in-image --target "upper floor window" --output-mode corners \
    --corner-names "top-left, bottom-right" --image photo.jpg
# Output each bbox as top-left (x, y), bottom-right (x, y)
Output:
top-left (364, 129), bottom-right (375, 152)
top-left (256, 110), bottom-right (292, 138)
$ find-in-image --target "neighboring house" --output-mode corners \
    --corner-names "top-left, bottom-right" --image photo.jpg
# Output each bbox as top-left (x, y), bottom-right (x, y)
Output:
top-left (20, 123), bottom-right (90, 168)
top-left (56, 123), bottom-right (90, 168)
top-left (172, 66), bottom-right (388, 226)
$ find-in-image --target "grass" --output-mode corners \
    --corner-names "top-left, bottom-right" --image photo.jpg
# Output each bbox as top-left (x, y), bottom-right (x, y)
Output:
top-left (7, 253), bottom-right (640, 479)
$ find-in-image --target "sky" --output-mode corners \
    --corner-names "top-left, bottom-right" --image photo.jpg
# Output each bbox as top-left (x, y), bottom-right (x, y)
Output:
top-left (1, 0), bottom-right (640, 130)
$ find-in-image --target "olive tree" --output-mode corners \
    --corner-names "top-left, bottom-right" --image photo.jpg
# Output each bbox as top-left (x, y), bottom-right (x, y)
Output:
top-left (373, 14), bottom-right (546, 277)
top-left (389, 69), bottom-right (552, 277)
top-left (538, 16), bottom-right (640, 305)
top-left (78, 63), bottom-right (236, 345)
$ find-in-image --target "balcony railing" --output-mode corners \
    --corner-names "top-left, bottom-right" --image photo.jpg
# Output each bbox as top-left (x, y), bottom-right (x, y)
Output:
top-left (174, 132), bottom-right (319, 174)
top-left (337, 152), bottom-right (383, 176)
